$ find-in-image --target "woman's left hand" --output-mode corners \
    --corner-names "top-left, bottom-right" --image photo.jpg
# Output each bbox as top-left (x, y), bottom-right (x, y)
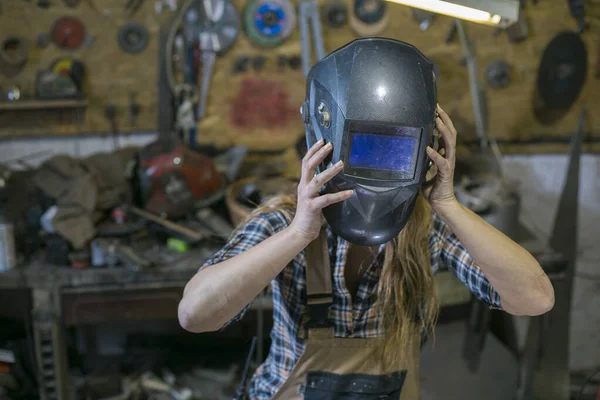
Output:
top-left (426, 104), bottom-right (458, 212)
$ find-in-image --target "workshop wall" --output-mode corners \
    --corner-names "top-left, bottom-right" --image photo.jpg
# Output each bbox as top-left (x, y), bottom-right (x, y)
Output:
top-left (0, 0), bottom-right (169, 137)
top-left (197, 0), bottom-right (600, 153)
top-left (0, 0), bottom-right (598, 153)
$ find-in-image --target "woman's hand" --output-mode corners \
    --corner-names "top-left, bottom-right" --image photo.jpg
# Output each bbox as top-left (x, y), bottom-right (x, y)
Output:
top-left (290, 140), bottom-right (353, 242)
top-left (426, 104), bottom-right (458, 213)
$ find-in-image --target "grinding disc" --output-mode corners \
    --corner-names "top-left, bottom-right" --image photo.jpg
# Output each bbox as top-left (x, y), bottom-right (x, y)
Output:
top-left (0, 36), bottom-right (28, 77)
top-left (244, 0), bottom-right (296, 47)
top-left (183, 0), bottom-right (241, 53)
top-left (322, 0), bottom-right (348, 28)
top-left (349, 0), bottom-right (389, 37)
top-left (50, 16), bottom-right (86, 49)
top-left (118, 22), bottom-right (149, 54)
top-left (533, 31), bottom-right (587, 125)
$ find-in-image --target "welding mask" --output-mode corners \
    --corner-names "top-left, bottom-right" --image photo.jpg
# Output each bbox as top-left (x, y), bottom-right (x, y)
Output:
top-left (301, 37), bottom-right (437, 246)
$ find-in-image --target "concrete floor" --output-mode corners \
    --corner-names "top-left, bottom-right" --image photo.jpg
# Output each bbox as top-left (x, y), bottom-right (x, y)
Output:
top-left (420, 321), bottom-right (519, 400)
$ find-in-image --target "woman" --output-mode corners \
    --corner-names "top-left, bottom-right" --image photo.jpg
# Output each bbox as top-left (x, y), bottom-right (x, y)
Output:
top-left (179, 39), bottom-right (554, 399)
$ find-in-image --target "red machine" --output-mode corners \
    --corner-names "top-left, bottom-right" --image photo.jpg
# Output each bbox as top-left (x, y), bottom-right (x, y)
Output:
top-left (138, 139), bottom-right (224, 218)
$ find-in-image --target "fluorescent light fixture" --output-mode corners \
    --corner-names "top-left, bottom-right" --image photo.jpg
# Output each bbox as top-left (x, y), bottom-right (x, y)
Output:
top-left (385, 0), bottom-right (520, 27)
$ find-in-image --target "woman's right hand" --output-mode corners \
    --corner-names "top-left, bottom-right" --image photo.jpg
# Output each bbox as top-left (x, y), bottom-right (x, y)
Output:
top-left (290, 140), bottom-right (353, 242)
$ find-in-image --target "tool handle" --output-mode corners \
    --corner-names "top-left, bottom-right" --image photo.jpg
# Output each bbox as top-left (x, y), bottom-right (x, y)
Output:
top-left (299, 2), bottom-right (311, 77)
top-left (198, 51), bottom-right (217, 119)
top-left (127, 206), bottom-right (205, 241)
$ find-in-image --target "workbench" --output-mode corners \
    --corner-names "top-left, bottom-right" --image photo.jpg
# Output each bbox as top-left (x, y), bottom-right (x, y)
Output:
top-left (0, 245), bottom-right (221, 400)
top-left (0, 225), bottom-right (567, 400)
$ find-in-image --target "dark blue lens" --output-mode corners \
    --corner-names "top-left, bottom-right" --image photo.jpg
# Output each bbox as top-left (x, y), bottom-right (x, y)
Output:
top-left (349, 133), bottom-right (417, 171)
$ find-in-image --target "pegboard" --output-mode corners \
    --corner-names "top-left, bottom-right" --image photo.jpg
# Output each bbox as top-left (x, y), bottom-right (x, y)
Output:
top-left (0, 0), bottom-right (171, 137)
top-left (0, 0), bottom-right (599, 154)
top-left (194, 0), bottom-right (600, 153)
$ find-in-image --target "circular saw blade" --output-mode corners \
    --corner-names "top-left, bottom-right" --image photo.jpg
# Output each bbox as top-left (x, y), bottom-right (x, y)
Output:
top-left (50, 16), bottom-right (86, 49)
top-left (183, 0), bottom-right (240, 53)
top-left (349, 0), bottom-right (388, 37)
top-left (244, 0), bottom-right (296, 47)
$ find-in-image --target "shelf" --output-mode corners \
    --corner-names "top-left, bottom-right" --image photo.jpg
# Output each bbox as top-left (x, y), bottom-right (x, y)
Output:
top-left (0, 99), bottom-right (88, 111)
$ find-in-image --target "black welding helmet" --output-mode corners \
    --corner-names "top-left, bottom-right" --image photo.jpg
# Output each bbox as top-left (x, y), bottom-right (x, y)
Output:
top-left (301, 37), bottom-right (437, 246)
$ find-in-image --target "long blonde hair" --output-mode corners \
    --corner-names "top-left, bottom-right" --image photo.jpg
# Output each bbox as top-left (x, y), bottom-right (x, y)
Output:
top-left (238, 191), bottom-right (438, 370)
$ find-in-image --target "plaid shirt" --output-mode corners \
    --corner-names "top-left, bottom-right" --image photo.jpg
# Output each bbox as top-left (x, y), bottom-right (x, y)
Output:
top-left (200, 211), bottom-right (502, 399)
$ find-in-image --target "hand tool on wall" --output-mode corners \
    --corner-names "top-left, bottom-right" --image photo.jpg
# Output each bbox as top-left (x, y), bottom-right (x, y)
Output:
top-left (244, 0), bottom-right (296, 47)
top-left (233, 55), bottom-right (251, 73)
top-left (179, 0), bottom-right (241, 119)
top-left (298, 0), bottom-right (325, 77)
top-left (252, 55), bottom-right (267, 71)
top-left (105, 104), bottom-right (119, 149)
top-left (456, 20), bottom-right (489, 150)
top-left (129, 92), bottom-right (141, 127)
top-left (568, 0), bottom-right (588, 33)
top-left (506, 12), bottom-right (528, 42)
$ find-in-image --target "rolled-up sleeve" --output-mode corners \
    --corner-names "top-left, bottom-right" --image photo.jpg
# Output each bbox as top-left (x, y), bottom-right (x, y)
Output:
top-left (431, 213), bottom-right (502, 309)
top-left (199, 211), bottom-right (289, 327)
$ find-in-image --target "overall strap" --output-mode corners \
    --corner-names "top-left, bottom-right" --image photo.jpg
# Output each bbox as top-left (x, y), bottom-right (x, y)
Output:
top-left (304, 227), bottom-right (333, 330)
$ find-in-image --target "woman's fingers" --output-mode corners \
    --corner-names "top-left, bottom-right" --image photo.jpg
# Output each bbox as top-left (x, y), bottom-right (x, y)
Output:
top-left (312, 190), bottom-right (354, 210)
top-left (435, 117), bottom-right (455, 162)
top-left (302, 142), bottom-right (333, 183)
top-left (437, 104), bottom-right (456, 135)
top-left (426, 146), bottom-right (451, 177)
top-left (303, 139), bottom-right (324, 163)
top-left (307, 160), bottom-right (344, 195)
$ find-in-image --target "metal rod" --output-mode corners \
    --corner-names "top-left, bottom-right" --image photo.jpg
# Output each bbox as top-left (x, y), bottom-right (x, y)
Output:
top-left (127, 206), bottom-right (205, 241)
top-left (299, 0), bottom-right (326, 77)
top-left (455, 19), bottom-right (506, 178)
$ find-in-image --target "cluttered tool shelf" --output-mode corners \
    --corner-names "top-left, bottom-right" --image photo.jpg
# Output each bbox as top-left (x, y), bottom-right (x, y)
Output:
top-left (0, 244), bottom-right (219, 290)
top-left (0, 99), bottom-right (88, 111)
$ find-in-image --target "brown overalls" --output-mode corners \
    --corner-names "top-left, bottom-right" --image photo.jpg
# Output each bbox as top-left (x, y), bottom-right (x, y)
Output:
top-left (270, 228), bottom-right (421, 400)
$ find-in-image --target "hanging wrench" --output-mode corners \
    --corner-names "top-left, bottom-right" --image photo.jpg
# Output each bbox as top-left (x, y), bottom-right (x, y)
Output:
top-left (299, 0), bottom-right (326, 77)
top-left (189, 0), bottom-right (240, 119)
top-left (197, 50), bottom-right (216, 119)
